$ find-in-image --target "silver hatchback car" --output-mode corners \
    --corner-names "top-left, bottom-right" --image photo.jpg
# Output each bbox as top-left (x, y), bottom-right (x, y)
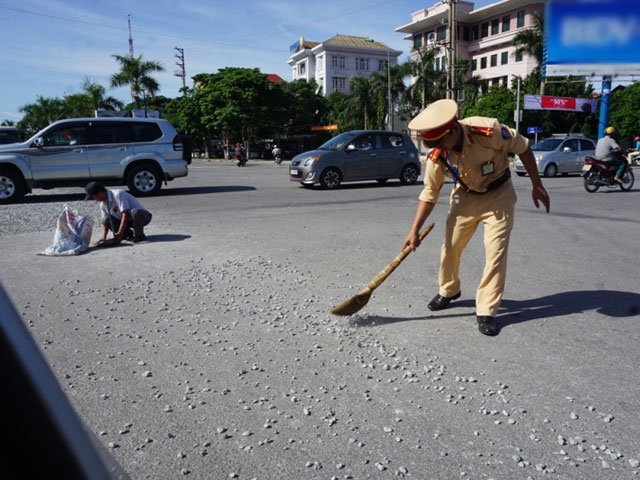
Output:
top-left (513, 134), bottom-right (596, 177)
top-left (289, 130), bottom-right (420, 189)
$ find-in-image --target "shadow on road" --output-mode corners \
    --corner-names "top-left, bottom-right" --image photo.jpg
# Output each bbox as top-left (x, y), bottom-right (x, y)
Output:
top-left (159, 186), bottom-right (256, 196)
top-left (301, 182), bottom-right (422, 191)
top-left (349, 290), bottom-right (640, 334)
top-left (146, 234), bottom-right (191, 242)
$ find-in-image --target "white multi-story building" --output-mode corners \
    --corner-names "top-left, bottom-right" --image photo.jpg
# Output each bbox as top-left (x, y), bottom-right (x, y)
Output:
top-left (395, 0), bottom-right (544, 90)
top-left (288, 35), bottom-right (402, 96)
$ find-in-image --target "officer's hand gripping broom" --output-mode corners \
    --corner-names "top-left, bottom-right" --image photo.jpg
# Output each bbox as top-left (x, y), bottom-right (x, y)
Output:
top-left (330, 223), bottom-right (435, 316)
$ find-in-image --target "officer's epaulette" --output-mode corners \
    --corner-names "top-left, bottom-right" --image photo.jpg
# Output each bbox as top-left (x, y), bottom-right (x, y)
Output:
top-left (470, 126), bottom-right (494, 137)
top-left (428, 147), bottom-right (442, 163)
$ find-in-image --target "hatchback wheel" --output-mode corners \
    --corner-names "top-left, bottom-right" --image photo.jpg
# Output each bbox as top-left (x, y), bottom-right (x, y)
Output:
top-left (400, 165), bottom-right (419, 185)
top-left (126, 163), bottom-right (162, 196)
top-left (544, 163), bottom-right (558, 177)
top-left (319, 168), bottom-right (342, 189)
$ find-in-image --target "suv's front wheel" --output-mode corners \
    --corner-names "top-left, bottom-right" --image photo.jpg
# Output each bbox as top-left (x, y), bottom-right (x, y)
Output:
top-left (0, 167), bottom-right (25, 204)
top-left (126, 163), bottom-right (163, 196)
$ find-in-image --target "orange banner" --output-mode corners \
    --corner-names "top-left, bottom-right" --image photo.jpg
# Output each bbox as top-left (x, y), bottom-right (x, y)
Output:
top-left (311, 124), bottom-right (338, 132)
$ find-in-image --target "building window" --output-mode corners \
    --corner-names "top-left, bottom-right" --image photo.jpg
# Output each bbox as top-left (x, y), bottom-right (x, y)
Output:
top-left (317, 57), bottom-right (323, 71)
top-left (378, 60), bottom-right (388, 71)
top-left (472, 26), bottom-right (479, 41)
top-left (491, 19), bottom-right (500, 35)
top-left (435, 57), bottom-right (440, 71)
top-left (339, 56), bottom-right (345, 69)
top-left (427, 32), bottom-right (435, 45)
top-left (299, 62), bottom-right (306, 75)
top-left (332, 77), bottom-right (346, 92)
top-left (502, 15), bottom-right (510, 32)
top-left (413, 35), bottom-right (422, 49)
top-left (515, 51), bottom-right (524, 62)
top-left (356, 58), bottom-right (369, 71)
top-left (472, 59), bottom-right (477, 71)
top-left (441, 56), bottom-right (446, 70)
top-left (437, 25), bottom-right (446, 41)
top-left (331, 56), bottom-right (338, 68)
top-left (481, 23), bottom-right (489, 38)
top-left (463, 26), bottom-right (470, 41)
top-left (490, 54), bottom-right (497, 67)
top-left (501, 51), bottom-right (508, 65)
top-left (481, 57), bottom-right (487, 69)
top-left (517, 10), bottom-right (525, 28)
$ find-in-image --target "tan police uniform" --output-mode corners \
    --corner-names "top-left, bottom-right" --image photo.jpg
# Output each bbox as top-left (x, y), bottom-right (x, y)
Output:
top-left (410, 103), bottom-right (529, 318)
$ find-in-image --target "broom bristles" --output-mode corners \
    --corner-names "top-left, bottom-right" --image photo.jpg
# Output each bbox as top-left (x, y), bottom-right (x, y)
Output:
top-left (330, 288), bottom-right (372, 316)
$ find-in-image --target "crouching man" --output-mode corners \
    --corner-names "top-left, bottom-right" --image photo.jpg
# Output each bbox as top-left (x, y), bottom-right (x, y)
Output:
top-left (85, 181), bottom-right (152, 245)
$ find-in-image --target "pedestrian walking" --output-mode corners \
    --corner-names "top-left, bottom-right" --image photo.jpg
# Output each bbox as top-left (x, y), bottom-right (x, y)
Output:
top-left (403, 99), bottom-right (550, 336)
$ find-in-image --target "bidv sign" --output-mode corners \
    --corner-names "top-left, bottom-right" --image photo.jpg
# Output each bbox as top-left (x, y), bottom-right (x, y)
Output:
top-left (546, 0), bottom-right (640, 76)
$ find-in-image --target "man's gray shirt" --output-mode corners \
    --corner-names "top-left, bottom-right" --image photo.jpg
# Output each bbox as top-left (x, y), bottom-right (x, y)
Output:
top-left (595, 136), bottom-right (620, 160)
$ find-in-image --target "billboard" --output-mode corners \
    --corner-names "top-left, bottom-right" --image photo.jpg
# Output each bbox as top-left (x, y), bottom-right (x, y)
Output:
top-left (545, 0), bottom-right (640, 76)
top-left (524, 94), bottom-right (599, 113)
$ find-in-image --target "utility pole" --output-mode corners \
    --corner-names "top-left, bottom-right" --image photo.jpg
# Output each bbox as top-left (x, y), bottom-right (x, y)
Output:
top-left (446, 0), bottom-right (457, 100)
top-left (127, 14), bottom-right (134, 58)
top-left (174, 47), bottom-right (186, 90)
top-left (387, 49), bottom-right (392, 130)
top-left (513, 74), bottom-right (522, 133)
top-left (598, 76), bottom-right (612, 139)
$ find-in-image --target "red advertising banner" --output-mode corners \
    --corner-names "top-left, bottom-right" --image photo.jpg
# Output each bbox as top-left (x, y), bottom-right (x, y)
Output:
top-left (524, 94), bottom-right (598, 113)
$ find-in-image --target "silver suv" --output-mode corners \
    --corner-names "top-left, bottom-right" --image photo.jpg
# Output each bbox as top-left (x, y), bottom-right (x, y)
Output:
top-left (0, 117), bottom-right (191, 203)
top-left (513, 134), bottom-right (596, 177)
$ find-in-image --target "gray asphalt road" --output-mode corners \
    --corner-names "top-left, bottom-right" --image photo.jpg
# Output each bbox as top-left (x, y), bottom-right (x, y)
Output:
top-left (1, 160), bottom-right (639, 479)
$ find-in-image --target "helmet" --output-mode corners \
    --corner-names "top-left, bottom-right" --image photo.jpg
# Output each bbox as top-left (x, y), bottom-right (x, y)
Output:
top-left (273, 145), bottom-right (277, 148)
top-left (605, 126), bottom-right (615, 135)
top-left (635, 136), bottom-right (639, 141)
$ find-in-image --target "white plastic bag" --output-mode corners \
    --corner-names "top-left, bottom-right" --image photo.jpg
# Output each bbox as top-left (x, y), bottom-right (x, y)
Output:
top-left (42, 205), bottom-right (93, 256)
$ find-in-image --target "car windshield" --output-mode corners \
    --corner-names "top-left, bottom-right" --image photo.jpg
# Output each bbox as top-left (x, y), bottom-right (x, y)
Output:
top-left (531, 139), bottom-right (562, 151)
top-left (318, 132), bottom-right (357, 150)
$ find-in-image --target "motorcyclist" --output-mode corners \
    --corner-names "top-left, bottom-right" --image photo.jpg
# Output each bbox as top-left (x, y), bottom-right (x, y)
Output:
top-left (629, 136), bottom-right (640, 164)
top-left (272, 145), bottom-right (282, 164)
top-left (595, 127), bottom-right (627, 184)
top-left (234, 143), bottom-right (245, 166)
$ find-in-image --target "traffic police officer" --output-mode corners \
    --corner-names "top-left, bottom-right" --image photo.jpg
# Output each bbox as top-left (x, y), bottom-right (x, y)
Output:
top-left (403, 99), bottom-right (550, 336)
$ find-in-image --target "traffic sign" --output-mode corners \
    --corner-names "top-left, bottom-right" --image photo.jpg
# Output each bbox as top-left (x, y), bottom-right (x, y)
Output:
top-left (527, 127), bottom-right (542, 134)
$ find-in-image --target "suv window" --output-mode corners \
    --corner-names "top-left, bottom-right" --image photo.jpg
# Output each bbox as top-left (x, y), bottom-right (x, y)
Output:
top-left (562, 139), bottom-right (580, 152)
top-left (579, 139), bottom-right (595, 151)
top-left (132, 123), bottom-right (162, 142)
top-left (90, 124), bottom-right (133, 144)
top-left (42, 124), bottom-right (87, 147)
top-left (381, 134), bottom-right (405, 149)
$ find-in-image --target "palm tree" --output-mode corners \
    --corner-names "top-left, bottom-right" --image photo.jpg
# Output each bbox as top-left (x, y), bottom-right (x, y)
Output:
top-left (82, 78), bottom-right (123, 111)
top-left (18, 96), bottom-right (67, 136)
top-left (110, 54), bottom-right (164, 109)
top-left (403, 47), bottom-right (443, 117)
top-left (513, 12), bottom-right (544, 93)
top-left (347, 76), bottom-right (374, 129)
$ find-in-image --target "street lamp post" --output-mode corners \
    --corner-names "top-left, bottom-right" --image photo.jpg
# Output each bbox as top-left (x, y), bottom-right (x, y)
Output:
top-left (513, 74), bottom-right (522, 133)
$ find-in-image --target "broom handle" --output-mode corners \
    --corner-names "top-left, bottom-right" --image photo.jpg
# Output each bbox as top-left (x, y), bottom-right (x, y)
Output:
top-left (366, 223), bottom-right (435, 290)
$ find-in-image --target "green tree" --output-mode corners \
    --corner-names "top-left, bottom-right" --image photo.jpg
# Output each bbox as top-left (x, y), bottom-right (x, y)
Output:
top-left (1, 120), bottom-right (15, 126)
top-left (18, 96), bottom-right (67, 137)
top-left (609, 82), bottom-right (640, 141)
top-left (347, 76), bottom-right (375, 129)
top-left (464, 85), bottom-right (516, 125)
top-left (402, 48), bottom-right (443, 118)
top-left (279, 79), bottom-right (327, 137)
top-left (326, 92), bottom-right (361, 133)
top-left (64, 93), bottom-right (94, 118)
top-left (111, 54), bottom-right (164, 108)
top-left (81, 78), bottom-right (123, 111)
top-left (513, 12), bottom-right (544, 94)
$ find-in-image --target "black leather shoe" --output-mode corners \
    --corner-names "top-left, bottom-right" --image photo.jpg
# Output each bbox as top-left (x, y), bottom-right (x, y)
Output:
top-left (428, 292), bottom-right (461, 311)
top-left (476, 316), bottom-right (499, 336)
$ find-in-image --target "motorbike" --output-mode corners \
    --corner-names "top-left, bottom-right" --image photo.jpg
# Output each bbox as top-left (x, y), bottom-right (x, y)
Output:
top-left (273, 153), bottom-right (282, 165)
top-left (582, 155), bottom-right (634, 192)
top-left (235, 152), bottom-right (247, 167)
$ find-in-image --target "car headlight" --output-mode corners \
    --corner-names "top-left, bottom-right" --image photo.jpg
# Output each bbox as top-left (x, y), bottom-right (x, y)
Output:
top-left (535, 155), bottom-right (543, 162)
top-left (303, 156), bottom-right (320, 167)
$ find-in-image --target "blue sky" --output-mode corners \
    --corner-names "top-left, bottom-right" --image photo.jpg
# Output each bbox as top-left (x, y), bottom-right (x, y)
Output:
top-left (0, 0), bottom-right (496, 121)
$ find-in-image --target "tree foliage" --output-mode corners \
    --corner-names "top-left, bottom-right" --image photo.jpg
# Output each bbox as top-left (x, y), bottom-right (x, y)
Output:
top-left (609, 82), bottom-right (640, 142)
top-left (111, 54), bottom-right (164, 108)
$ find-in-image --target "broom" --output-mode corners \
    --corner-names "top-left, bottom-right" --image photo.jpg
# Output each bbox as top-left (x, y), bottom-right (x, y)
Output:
top-left (331, 223), bottom-right (435, 316)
